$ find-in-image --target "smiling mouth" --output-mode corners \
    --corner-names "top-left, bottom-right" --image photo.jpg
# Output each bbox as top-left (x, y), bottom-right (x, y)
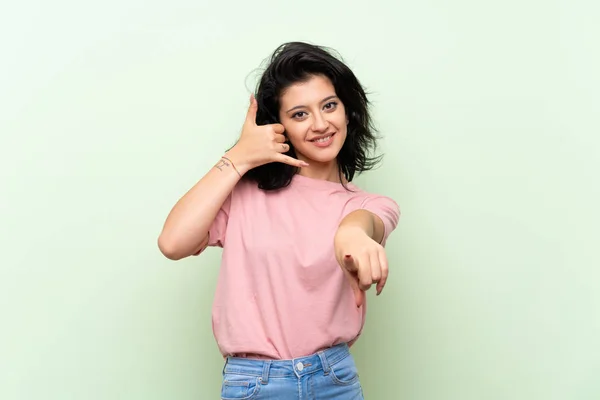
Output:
top-left (310, 133), bottom-right (335, 142)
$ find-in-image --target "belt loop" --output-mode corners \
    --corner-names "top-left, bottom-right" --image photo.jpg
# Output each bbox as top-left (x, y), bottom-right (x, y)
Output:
top-left (317, 351), bottom-right (331, 375)
top-left (260, 361), bottom-right (271, 384)
top-left (222, 357), bottom-right (229, 375)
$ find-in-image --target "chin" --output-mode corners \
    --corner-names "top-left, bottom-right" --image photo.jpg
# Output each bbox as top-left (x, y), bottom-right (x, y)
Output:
top-left (297, 148), bottom-right (341, 164)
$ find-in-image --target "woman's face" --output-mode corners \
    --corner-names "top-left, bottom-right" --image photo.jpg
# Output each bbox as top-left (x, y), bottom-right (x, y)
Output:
top-left (278, 74), bottom-right (347, 165)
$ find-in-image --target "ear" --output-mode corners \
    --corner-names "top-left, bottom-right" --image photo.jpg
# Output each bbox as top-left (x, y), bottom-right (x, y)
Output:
top-left (346, 111), bottom-right (354, 125)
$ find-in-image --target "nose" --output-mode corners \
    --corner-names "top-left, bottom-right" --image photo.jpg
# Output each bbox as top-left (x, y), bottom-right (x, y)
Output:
top-left (311, 112), bottom-right (329, 132)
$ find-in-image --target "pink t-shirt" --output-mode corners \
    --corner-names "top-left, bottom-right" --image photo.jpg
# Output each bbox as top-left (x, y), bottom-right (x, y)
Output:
top-left (205, 173), bottom-right (400, 360)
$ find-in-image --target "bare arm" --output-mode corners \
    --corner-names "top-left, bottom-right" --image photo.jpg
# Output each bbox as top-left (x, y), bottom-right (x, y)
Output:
top-left (337, 209), bottom-right (385, 244)
top-left (157, 152), bottom-right (249, 260)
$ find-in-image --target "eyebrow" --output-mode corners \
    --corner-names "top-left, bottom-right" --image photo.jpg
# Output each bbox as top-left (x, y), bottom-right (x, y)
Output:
top-left (285, 95), bottom-right (338, 113)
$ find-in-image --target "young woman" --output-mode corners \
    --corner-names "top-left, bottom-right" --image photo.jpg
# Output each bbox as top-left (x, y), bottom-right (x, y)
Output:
top-left (158, 42), bottom-right (400, 399)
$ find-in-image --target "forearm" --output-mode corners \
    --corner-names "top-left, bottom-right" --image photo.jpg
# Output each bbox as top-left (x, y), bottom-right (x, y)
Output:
top-left (158, 150), bottom-right (250, 260)
top-left (337, 210), bottom-right (384, 244)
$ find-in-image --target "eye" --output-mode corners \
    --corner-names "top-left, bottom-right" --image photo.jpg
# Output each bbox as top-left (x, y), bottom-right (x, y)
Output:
top-left (292, 111), bottom-right (307, 119)
top-left (324, 101), bottom-right (338, 110)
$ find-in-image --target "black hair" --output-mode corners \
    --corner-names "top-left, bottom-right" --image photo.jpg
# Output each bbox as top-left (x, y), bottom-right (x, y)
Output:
top-left (243, 41), bottom-right (382, 190)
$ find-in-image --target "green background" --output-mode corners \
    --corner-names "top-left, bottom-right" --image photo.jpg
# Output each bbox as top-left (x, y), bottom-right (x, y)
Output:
top-left (1, 1), bottom-right (598, 399)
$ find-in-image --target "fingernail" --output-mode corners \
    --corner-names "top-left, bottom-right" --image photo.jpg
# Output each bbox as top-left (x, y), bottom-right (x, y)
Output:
top-left (300, 161), bottom-right (309, 167)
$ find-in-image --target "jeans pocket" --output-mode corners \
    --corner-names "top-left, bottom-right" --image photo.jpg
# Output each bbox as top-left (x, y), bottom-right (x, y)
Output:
top-left (329, 353), bottom-right (360, 386)
top-left (221, 374), bottom-right (261, 400)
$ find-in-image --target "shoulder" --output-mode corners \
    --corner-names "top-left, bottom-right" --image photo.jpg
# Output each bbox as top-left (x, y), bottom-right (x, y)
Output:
top-left (346, 184), bottom-right (399, 213)
top-left (346, 185), bottom-right (401, 231)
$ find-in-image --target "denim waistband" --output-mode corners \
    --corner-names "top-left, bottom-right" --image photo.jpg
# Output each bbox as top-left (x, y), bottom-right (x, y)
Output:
top-left (223, 343), bottom-right (350, 381)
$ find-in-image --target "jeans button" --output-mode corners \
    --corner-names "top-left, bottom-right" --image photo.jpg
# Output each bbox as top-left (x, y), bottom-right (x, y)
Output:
top-left (296, 362), bottom-right (304, 371)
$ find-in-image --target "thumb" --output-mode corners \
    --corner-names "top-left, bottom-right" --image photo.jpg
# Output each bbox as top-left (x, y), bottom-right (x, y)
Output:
top-left (343, 254), bottom-right (358, 272)
top-left (245, 94), bottom-right (258, 125)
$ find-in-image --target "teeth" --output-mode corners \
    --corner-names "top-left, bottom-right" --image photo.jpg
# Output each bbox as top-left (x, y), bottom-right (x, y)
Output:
top-left (315, 135), bottom-right (331, 143)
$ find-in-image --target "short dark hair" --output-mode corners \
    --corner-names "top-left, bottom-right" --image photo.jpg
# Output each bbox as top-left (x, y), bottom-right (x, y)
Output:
top-left (244, 41), bottom-right (382, 190)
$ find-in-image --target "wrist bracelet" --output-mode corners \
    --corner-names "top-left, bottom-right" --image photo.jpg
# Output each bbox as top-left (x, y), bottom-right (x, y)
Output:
top-left (221, 156), bottom-right (242, 178)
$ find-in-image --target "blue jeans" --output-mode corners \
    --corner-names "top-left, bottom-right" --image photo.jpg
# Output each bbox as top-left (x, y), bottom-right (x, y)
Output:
top-left (220, 343), bottom-right (364, 399)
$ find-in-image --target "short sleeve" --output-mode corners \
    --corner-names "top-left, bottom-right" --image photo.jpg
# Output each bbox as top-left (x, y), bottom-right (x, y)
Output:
top-left (208, 194), bottom-right (232, 248)
top-left (192, 194), bottom-right (232, 256)
top-left (360, 195), bottom-right (400, 246)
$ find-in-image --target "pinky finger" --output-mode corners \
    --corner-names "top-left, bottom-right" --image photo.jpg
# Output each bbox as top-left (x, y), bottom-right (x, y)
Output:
top-left (276, 154), bottom-right (309, 167)
top-left (376, 251), bottom-right (389, 295)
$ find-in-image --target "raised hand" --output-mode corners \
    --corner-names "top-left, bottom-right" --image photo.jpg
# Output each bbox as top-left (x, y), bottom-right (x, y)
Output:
top-left (226, 95), bottom-right (308, 174)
